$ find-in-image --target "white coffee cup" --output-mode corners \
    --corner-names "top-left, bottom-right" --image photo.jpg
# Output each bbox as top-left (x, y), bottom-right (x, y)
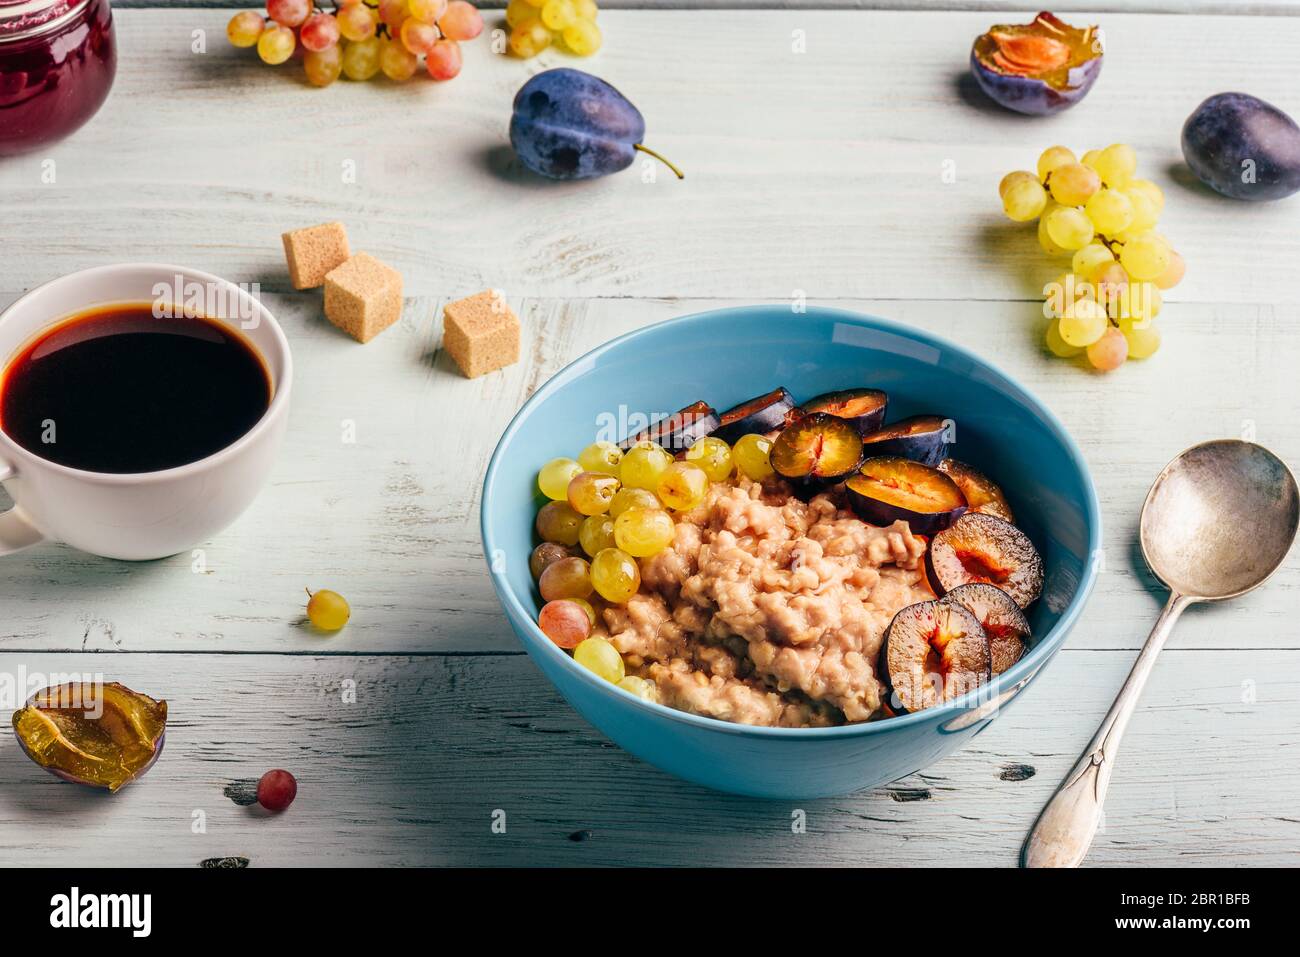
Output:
top-left (0, 264), bottom-right (292, 561)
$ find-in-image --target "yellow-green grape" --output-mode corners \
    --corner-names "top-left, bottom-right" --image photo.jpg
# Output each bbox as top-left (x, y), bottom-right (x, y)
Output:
top-left (539, 555), bottom-right (593, 601)
top-left (1048, 162), bottom-right (1101, 206)
top-left (379, 38), bottom-right (419, 81)
top-left (1042, 272), bottom-right (1090, 318)
top-left (1080, 148), bottom-right (1102, 171)
top-left (1119, 234), bottom-right (1170, 281)
top-left (573, 0), bottom-right (597, 18)
top-left (684, 436), bottom-right (733, 482)
top-left (619, 444), bottom-right (672, 490)
top-left (1057, 298), bottom-right (1109, 348)
top-left (562, 17), bottom-right (601, 55)
top-left (590, 547), bottom-right (640, 603)
top-left (656, 462), bottom-right (709, 511)
top-left (578, 441), bottom-right (622, 476)
top-left (1153, 249), bottom-right (1185, 290)
top-left (508, 16), bottom-right (551, 57)
top-left (614, 507), bottom-right (675, 558)
top-left (256, 24), bottom-right (296, 64)
top-left (609, 486), bottom-right (661, 519)
top-left (570, 597), bottom-right (597, 627)
top-left (1110, 281), bottom-right (1161, 324)
top-left (538, 457), bottom-right (582, 500)
top-left (307, 589), bottom-right (350, 631)
top-left (536, 501), bottom-right (583, 546)
top-left (617, 675), bottom-right (657, 702)
top-left (1071, 243), bottom-right (1114, 281)
top-left (541, 0), bottom-right (576, 30)
top-left (1084, 188), bottom-right (1133, 236)
top-left (1037, 211), bottom-right (1070, 257)
top-left (521, 0), bottom-right (545, 6)
top-left (578, 514), bottom-right (616, 557)
top-left (1002, 178), bottom-right (1048, 222)
top-left (1044, 206), bottom-right (1095, 251)
top-left (998, 170), bottom-right (1037, 198)
top-left (341, 36), bottom-right (382, 80)
top-left (1086, 326), bottom-right (1129, 372)
top-left (1123, 188), bottom-right (1160, 234)
top-left (567, 470), bottom-right (620, 516)
top-left (732, 433), bottom-right (774, 481)
top-left (573, 637), bottom-right (625, 684)
top-left (1127, 178), bottom-right (1165, 215)
top-left (337, 2), bottom-right (377, 40)
top-left (1093, 143), bottom-right (1137, 188)
top-left (304, 46), bottom-right (343, 86)
top-left (505, 0), bottom-right (533, 27)
top-left (227, 11), bottom-right (265, 47)
top-left (1121, 319), bottom-right (1161, 359)
top-left (1045, 319), bottom-right (1083, 358)
top-left (1036, 145), bottom-right (1077, 181)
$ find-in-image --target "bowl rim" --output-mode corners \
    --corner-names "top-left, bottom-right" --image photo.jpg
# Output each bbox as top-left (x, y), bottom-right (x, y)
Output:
top-left (481, 304), bottom-right (1102, 739)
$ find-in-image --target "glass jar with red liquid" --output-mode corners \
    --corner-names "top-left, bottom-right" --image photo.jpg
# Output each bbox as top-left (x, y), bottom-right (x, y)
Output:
top-left (0, 0), bottom-right (116, 156)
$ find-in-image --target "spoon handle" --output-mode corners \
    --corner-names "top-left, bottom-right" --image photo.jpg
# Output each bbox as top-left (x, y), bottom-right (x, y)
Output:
top-left (1022, 591), bottom-right (1193, 868)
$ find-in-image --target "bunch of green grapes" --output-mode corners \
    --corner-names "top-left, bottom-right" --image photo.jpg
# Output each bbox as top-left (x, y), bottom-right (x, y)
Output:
top-left (999, 144), bottom-right (1185, 372)
top-left (506, 0), bottom-right (601, 59)
top-left (227, 0), bottom-right (483, 87)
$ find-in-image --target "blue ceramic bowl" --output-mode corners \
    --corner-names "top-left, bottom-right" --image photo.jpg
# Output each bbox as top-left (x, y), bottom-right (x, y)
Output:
top-left (481, 306), bottom-right (1101, 799)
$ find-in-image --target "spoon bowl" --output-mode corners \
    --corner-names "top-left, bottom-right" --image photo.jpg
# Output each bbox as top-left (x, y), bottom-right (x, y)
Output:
top-left (1140, 439), bottom-right (1300, 600)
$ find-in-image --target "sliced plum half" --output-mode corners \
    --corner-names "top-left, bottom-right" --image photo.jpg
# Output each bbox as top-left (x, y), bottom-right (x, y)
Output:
top-left (845, 457), bottom-right (968, 535)
top-left (882, 600), bottom-right (991, 713)
top-left (970, 12), bottom-right (1103, 116)
top-left (928, 512), bottom-right (1044, 609)
top-left (941, 582), bottom-right (1031, 675)
top-left (620, 400), bottom-right (720, 452)
top-left (861, 415), bottom-right (950, 467)
top-left (800, 388), bottom-right (888, 436)
top-left (938, 459), bottom-right (1015, 523)
top-left (769, 413), bottom-right (864, 491)
top-left (710, 387), bottom-right (798, 444)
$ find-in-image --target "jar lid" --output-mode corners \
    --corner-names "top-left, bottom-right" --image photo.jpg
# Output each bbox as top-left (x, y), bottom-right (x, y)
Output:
top-left (0, 0), bottom-right (87, 42)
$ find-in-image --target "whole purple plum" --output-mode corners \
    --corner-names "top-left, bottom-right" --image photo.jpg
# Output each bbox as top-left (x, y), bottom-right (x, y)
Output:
top-left (1181, 93), bottom-right (1300, 201)
top-left (970, 11), bottom-right (1103, 116)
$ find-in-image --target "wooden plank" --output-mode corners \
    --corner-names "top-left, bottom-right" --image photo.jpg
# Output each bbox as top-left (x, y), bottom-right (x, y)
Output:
top-left (1, 296), bottom-right (1296, 655)
top-left (0, 650), bottom-right (1294, 867)
top-left (2, 11), bottom-right (1299, 307)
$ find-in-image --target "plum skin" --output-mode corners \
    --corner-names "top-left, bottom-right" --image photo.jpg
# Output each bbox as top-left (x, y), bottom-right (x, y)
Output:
top-left (1181, 93), bottom-right (1300, 202)
top-left (969, 47), bottom-right (1101, 116)
top-left (509, 68), bottom-right (646, 181)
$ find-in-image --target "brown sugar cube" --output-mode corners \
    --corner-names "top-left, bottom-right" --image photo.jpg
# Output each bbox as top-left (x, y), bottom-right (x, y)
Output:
top-left (281, 222), bottom-right (350, 290)
top-left (323, 252), bottom-right (403, 343)
top-left (442, 290), bottom-right (520, 378)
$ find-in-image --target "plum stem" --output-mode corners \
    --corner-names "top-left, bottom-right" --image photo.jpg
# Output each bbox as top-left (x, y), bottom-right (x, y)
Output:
top-left (634, 144), bottom-right (684, 180)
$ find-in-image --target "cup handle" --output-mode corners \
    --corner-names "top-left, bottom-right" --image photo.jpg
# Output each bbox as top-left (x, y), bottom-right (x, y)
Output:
top-left (0, 459), bottom-right (47, 557)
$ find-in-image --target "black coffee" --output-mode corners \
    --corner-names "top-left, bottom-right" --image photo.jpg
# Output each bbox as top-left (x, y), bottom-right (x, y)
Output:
top-left (0, 304), bottom-right (271, 473)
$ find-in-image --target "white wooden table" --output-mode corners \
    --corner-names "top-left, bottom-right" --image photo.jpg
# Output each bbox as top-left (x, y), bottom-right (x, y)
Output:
top-left (1, 5), bottom-right (1298, 867)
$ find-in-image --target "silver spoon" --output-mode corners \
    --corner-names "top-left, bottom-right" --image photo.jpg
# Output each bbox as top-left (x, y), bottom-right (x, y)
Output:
top-left (1022, 439), bottom-right (1299, 868)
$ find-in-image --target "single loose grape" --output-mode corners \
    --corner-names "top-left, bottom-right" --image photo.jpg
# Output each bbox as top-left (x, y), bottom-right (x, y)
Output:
top-left (732, 433), bottom-right (774, 481)
top-left (1120, 234), bottom-right (1170, 281)
top-left (578, 441), bottom-right (622, 476)
top-left (407, 0), bottom-right (446, 22)
top-left (257, 769), bottom-right (298, 812)
top-left (609, 486), bottom-right (661, 519)
top-left (1071, 243), bottom-right (1114, 281)
top-left (1048, 162), bottom-right (1101, 206)
top-left (426, 38), bottom-right (462, 80)
top-left (656, 462), bottom-right (709, 511)
top-left (614, 508), bottom-right (675, 558)
top-left (1121, 319), bottom-right (1161, 359)
top-left (303, 45), bottom-right (343, 86)
top-left (508, 16), bottom-right (551, 58)
top-left (1153, 249), bottom-right (1185, 290)
top-left (1127, 179), bottom-right (1165, 215)
top-left (539, 556), bottom-right (593, 602)
top-left (590, 547), bottom-right (640, 603)
top-left (619, 444), bottom-right (672, 491)
top-left (307, 589), bottom-right (350, 631)
top-left (1044, 206), bottom-right (1094, 250)
top-left (530, 541), bottom-right (573, 580)
top-left (379, 38), bottom-right (419, 80)
top-left (541, 0), bottom-right (577, 30)
top-left (1045, 319), bottom-right (1083, 358)
top-left (561, 17), bottom-right (601, 55)
top-left (538, 458), bottom-right (582, 500)
top-left (256, 23), bottom-right (296, 64)
top-left (1084, 188), bottom-right (1134, 236)
top-left (617, 675), bottom-right (657, 702)
top-left (536, 501), bottom-right (583, 546)
top-left (998, 170), bottom-right (1037, 199)
top-left (578, 515), bottom-right (616, 557)
top-left (1086, 326), bottom-right (1129, 372)
top-left (1002, 178), bottom-right (1048, 222)
top-left (1093, 143), bottom-right (1137, 188)
top-left (1057, 298), bottom-right (1109, 347)
top-left (684, 436), bottom-right (733, 482)
top-left (538, 599), bottom-right (591, 649)
top-left (1036, 145), bottom-right (1077, 181)
top-left (567, 471), bottom-right (620, 516)
top-left (227, 11), bottom-right (266, 47)
top-left (337, 2), bottom-right (377, 41)
top-left (342, 36), bottom-right (382, 79)
top-left (573, 637), bottom-right (625, 683)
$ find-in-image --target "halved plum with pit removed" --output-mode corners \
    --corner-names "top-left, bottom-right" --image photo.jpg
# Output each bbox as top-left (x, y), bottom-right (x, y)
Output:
top-left (710, 387), bottom-right (798, 444)
top-left (845, 456), bottom-right (968, 535)
top-left (620, 400), bottom-right (720, 452)
top-left (928, 512), bottom-right (1044, 609)
top-left (770, 413), bottom-right (864, 491)
top-left (941, 582), bottom-right (1031, 675)
top-left (938, 459), bottom-right (1015, 523)
top-left (970, 11), bottom-right (1103, 116)
top-left (882, 600), bottom-right (991, 713)
top-left (861, 415), bottom-right (950, 467)
top-left (800, 388), bottom-right (888, 436)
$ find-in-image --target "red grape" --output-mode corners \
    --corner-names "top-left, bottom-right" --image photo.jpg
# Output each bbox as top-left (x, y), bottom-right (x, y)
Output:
top-left (538, 600), bottom-right (592, 649)
top-left (426, 39), bottom-right (462, 79)
top-left (266, 0), bottom-right (311, 28)
top-left (257, 769), bottom-right (298, 812)
top-left (438, 0), bottom-right (483, 41)
top-left (299, 12), bottom-right (339, 51)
